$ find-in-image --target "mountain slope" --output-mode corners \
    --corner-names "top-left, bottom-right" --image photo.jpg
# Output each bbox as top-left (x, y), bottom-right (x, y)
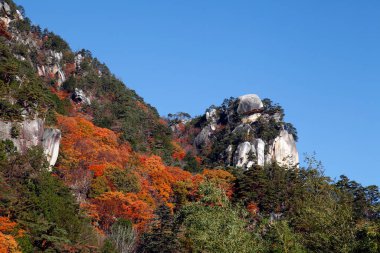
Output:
top-left (0, 1), bottom-right (379, 252)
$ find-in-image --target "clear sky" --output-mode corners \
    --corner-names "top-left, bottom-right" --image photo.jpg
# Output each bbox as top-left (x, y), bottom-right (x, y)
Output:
top-left (16, 0), bottom-right (380, 186)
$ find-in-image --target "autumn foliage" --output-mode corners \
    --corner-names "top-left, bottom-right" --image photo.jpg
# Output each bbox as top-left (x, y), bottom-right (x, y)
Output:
top-left (0, 217), bottom-right (21, 253)
top-left (57, 115), bottom-right (131, 177)
top-left (56, 115), bottom-right (235, 233)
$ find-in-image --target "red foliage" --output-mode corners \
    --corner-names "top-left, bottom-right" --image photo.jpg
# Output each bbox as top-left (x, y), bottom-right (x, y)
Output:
top-left (247, 202), bottom-right (259, 216)
top-left (171, 141), bottom-right (186, 161)
top-left (57, 115), bottom-right (131, 177)
top-left (136, 101), bottom-right (149, 113)
top-left (0, 217), bottom-right (22, 253)
top-left (57, 115), bottom-right (236, 234)
top-left (0, 217), bottom-right (17, 234)
top-left (90, 192), bottom-right (153, 231)
top-left (49, 87), bottom-right (70, 100)
top-left (0, 20), bottom-right (11, 40)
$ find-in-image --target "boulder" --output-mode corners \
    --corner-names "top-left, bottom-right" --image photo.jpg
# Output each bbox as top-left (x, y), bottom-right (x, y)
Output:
top-left (42, 128), bottom-right (61, 168)
top-left (37, 65), bottom-right (46, 76)
top-left (2, 2), bottom-right (11, 16)
top-left (237, 94), bottom-right (263, 115)
top-left (71, 88), bottom-right (91, 105)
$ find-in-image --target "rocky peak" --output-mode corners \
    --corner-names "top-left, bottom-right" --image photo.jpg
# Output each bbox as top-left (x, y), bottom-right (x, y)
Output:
top-left (173, 93), bottom-right (299, 169)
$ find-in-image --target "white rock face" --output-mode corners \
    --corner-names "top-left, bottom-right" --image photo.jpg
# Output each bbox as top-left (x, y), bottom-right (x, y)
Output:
top-left (234, 142), bottom-right (255, 168)
top-left (266, 130), bottom-right (299, 167)
top-left (206, 108), bottom-right (218, 123)
top-left (237, 94), bottom-right (264, 115)
top-left (231, 134), bottom-right (298, 169)
top-left (0, 119), bottom-right (61, 167)
top-left (15, 10), bottom-right (23, 20)
top-left (0, 16), bottom-right (10, 28)
top-left (255, 138), bottom-right (265, 166)
top-left (42, 128), bottom-right (61, 168)
top-left (0, 119), bottom-right (44, 152)
top-left (233, 138), bottom-right (266, 168)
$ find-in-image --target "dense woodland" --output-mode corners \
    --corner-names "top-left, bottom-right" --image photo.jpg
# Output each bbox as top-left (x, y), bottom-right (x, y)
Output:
top-left (0, 0), bottom-right (379, 252)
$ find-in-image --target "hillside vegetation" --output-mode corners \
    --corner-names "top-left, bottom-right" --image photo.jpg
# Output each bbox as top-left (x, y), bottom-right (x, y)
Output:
top-left (0, 1), bottom-right (378, 252)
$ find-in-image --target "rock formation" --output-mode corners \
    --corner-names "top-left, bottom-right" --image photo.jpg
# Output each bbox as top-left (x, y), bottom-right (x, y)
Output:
top-left (185, 94), bottom-right (299, 169)
top-left (0, 118), bottom-right (61, 167)
top-left (71, 88), bottom-right (91, 105)
top-left (0, 118), bottom-right (44, 152)
top-left (266, 130), bottom-right (299, 167)
top-left (42, 128), bottom-right (61, 169)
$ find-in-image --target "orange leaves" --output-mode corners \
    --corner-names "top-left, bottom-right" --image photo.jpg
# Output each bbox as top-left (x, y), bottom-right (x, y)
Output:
top-left (88, 164), bottom-right (108, 177)
top-left (137, 155), bottom-right (175, 202)
top-left (49, 87), bottom-right (70, 100)
top-left (0, 217), bottom-right (21, 253)
top-left (57, 115), bottom-right (131, 175)
top-left (56, 114), bottom-right (238, 235)
top-left (0, 233), bottom-right (20, 253)
top-left (0, 20), bottom-right (12, 40)
top-left (0, 217), bottom-right (17, 234)
top-left (247, 202), bottom-right (259, 216)
top-left (171, 141), bottom-right (186, 161)
top-left (136, 101), bottom-right (149, 113)
top-left (90, 192), bottom-right (153, 231)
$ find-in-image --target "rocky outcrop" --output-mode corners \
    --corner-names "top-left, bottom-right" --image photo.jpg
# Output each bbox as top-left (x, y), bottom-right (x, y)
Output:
top-left (1, 2), bottom-right (11, 16)
top-left (0, 118), bottom-right (44, 152)
top-left (255, 138), bottom-right (265, 166)
top-left (233, 138), bottom-right (266, 169)
top-left (237, 94), bottom-right (263, 115)
top-left (189, 93), bottom-right (299, 169)
top-left (0, 118), bottom-right (61, 167)
top-left (234, 142), bottom-right (255, 168)
top-left (266, 130), bottom-right (299, 167)
top-left (42, 128), bottom-right (61, 169)
top-left (194, 125), bottom-right (214, 148)
top-left (71, 88), bottom-right (91, 105)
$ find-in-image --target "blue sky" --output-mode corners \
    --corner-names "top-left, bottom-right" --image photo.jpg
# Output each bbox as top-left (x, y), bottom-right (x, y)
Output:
top-left (16, 0), bottom-right (380, 186)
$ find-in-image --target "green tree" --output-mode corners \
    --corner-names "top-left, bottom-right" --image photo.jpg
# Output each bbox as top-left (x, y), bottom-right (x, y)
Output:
top-left (139, 204), bottom-right (179, 253)
top-left (176, 182), bottom-right (263, 253)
